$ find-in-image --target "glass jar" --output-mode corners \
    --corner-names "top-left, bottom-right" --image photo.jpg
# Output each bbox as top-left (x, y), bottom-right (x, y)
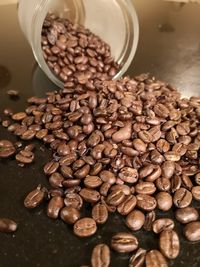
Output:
top-left (18, 0), bottom-right (139, 88)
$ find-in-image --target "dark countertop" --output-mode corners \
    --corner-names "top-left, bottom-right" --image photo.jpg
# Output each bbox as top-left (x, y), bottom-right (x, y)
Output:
top-left (0, 1), bottom-right (200, 267)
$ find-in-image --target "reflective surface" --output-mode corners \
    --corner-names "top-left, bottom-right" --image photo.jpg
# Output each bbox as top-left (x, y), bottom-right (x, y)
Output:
top-left (0, 1), bottom-right (200, 267)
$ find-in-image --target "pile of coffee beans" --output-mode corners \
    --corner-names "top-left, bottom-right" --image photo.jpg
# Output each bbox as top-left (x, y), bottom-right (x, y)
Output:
top-left (41, 14), bottom-right (119, 84)
top-left (1, 73), bottom-right (200, 266)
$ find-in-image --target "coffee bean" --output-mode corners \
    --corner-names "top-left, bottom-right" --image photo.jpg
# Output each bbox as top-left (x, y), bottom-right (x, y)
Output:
top-left (191, 186), bottom-right (200, 201)
top-left (49, 172), bottom-right (64, 188)
top-left (156, 139), bottom-right (170, 153)
top-left (0, 218), bottom-right (18, 233)
top-left (184, 221), bottom-right (200, 241)
top-left (152, 218), bottom-right (175, 234)
top-left (173, 188), bottom-right (192, 208)
top-left (136, 194), bottom-right (157, 211)
top-left (106, 190), bottom-right (125, 206)
top-left (132, 139), bottom-right (147, 153)
top-left (79, 188), bottom-right (100, 203)
top-left (112, 122), bottom-right (132, 143)
top-left (99, 170), bottom-right (116, 185)
top-left (143, 211), bottom-right (156, 231)
top-left (156, 177), bottom-right (171, 192)
top-left (24, 185), bottom-right (45, 209)
top-left (117, 195), bottom-right (137, 216)
top-left (155, 192), bottom-right (172, 211)
top-left (118, 167), bottom-right (138, 183)
top-left (74, 217), bottom-right (97, 237)
top-left (162, 161), bottom-right (175, 179)
top-left (64, 193), bottom-right (83, 210)
top-left (12, 112), bottom-right (26, 121)
top-left (16, 150), bottom-right (34, 164)
top-left (0, 140), bottom-right (15, 158)
top-left (159, 230), bottom-right (180, 259)
top-left (129, 248), bottom-right (146, 267)
top-left (111, 184), bottom-right (131, 196)
top-left (92, 203), bottom-right (108, 224)
top-left (84, 176), bottom-right (103, 189)
top-left (135, 182), bottom-right (156, 195)
top-left (175, 207), bottom-right (199, 224)
top-left (60, 207), bottom-right (80, 224)
top-left (126, 210), bottom-right (145, 231)
top-left (111, 232), bottom-right (138, 253)
top-left (91, 244), bottom-right (110, 267)
top-left (145, 250), bottom-right (168, 267)
top-left (44, 161), bottom-right (59, 175)
top-left (139, 164), bottom-right (154, 179)
top-left (74, 164), bottom-right (90, 179)
top-left (47, 196), bottom-right (64, 219)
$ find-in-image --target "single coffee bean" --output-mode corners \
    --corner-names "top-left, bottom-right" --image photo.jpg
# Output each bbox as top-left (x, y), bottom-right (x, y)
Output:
top-left (60, 207), bottom-right (80, 224)
top-left (84, 176), bottom-right (103, 189)
top-left (156, 139), bottom-right (170, 153)
top-left (171, 175), bottom-right (181, 193)
top-left (143, 211), bottom-right (156, 231)
top-left (91, 244), bottom-right (110, 267)
top-left (135, 182), bottom-right (156, 195)
top-left (173, 188), bottom-right (192, 208)
top-left (118, 167), bottom-right (138, 184)
top-left (16, 150), bottom-right (34, 164)
top-left (74, 164), bottom-right (90, 179)
top-left (129, 248), bottom-right (146, 267)
top-left (12, 112), bottom-right (27, 121)
top-left (126, 210), bottom-right (145, 231)
top-left (117, 195), bottom-right (137, 216)
top-left (191, 186), bottom-right (200, 201)
top-left (111, 232), bottom-right (138, 253)
top-left (0, 218), bottom-right (17, 233)
top-left (106, 190), bottom-right (125, 206)
top-left (0, 140), bottom-right (15, 158)
top-left (47, 196), bottom-right (64, 219)
top-left (79, 188), bottom-right (100, 203)
top-left (100, 182), bottom-right (111, 197)
top-left (49, 172), bottom-right (64, 188)
top-left (64, 193), bottom-right (83, 210)
top-left (44, 161), bottom-right (59, 175)
top-left (136, 194), bottom-right (157, 211)
top-left (99, 170), bottom-right (116, 185)
top-left (162, 161), bottom-right (175, 179)
top-left (112, 122), bottom-right (132, 143)
top-left (195, 172), bottom-right (200, 185)
top-left (156, 177), bottom-right (171, 192)
top-left (175, 207), bottom-right (199, 224)
top-left (92, 203), bottom-right (108, 224)
top-left (60, 165), bottom-right (73, 179)
top-left (24, 185), bottom-right (45, 209)
top-left (155, 192), bottom-right (172, 211)
top-left (111, 184), bottom-right (131, 196)
top-left (152, 218), bottom-right (175, 234)
top-left (132, 139), bottom-right (147, 153)
top-left (159, 230), bottom-right (180, 259)
top-left (74, 217), bottom-right (97, 237)
top-left (139, 164), bottom-right (154, 179)
top-left (145, 250), bottom-right (168, 267)
top-left (184, 221), bottom-right (200, 241)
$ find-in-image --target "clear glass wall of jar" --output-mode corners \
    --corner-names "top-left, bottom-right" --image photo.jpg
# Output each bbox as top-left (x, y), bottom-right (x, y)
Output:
top-left (18, 0), bottom-right (139, 88)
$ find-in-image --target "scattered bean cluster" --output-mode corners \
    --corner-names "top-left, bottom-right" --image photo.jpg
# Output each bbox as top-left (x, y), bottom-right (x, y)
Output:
top-left (42, 14), bottom-right (119, 84)
top-left (1, 73), bottom-right (200, 266)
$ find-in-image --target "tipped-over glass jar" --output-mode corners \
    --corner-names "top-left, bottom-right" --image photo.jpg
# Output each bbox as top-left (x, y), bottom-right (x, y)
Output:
top-left (18, 0), bottom-right (139, 88)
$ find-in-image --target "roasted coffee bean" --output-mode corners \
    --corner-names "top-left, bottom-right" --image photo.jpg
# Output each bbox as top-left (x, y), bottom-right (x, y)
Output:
top-left (12, 112), bottom-right (26, 121)
top-left (24, 185), bottom-right (45, 209)
top-left (184, 221), bottom-right (200, 241)
top-left (90, 163), bottom-right (103, 176)
top-left (106, 190), bottom-right (125, 206)
top-left (99, 170), bottom-right (116, 185)
top-left (74, 217), bottom-right (97, 237)
top-left (60, 165), bottom-right (73, 179)
top-left (129, 248), bottom-right (146, 267)
top-left (79, 188), bottom-right (100, 203)
top-left (0, 140), bottom-right (15, 158)
top-left (159, 230), bottom-right (180, 259)
top-left (0, 218), bottom-right (18, 233)
top-left (111, 184), bottom-right (131, 196)
top-left (152, 218), bottom-right (175, 234)
top-left (16, 150), bottom-right (34, 164)
top-left (126, 210), bottom-right (145, 231)
top-left (143, 211), bottom-right (156, 231)
top-left (92, 203), bottom-right (108, 224)
top-left (84, 176), bottom-right (102, 189)
top-left (175, 207), bottom-right (199, 224)
top-left (195, 172), bottom-right (200, 185)
top-left (136, 194), bottom-right (157, 211)
top-left (100, 182), bottom-right (111, 197)
top-left (155, 192), bottom-right (172, 211)
top-left (64, 193), bottom-right (83, 210)
top-left (47, 196), bottom-right (64, 219)
top-left (139, 164), bottom-right (154, 179)
top-left (162, 161), bottom-right (175, 179)
top-left (112, 122), bottom-right (132, 143)
top-left (60, 207), bottom-right (80, 224)
top-left (132, 139), bottom-right (147, 153)
top-left (118, 167), bottom-right (138, 184)
top-left (135, 182), bottom-right (156, 195)
top-left (156, 177), bottom-right (171, 192)
top-left (191, 186), bottom-right (200, 201)
top-left (117, 195), bottom-right (137, 216)
top-left (74, 164), bottom-right (90, 179)
top-left (145, 250), bottom-right (168, 267)
top-left (91, 244), bottom-right (110, 267)
top-left (111, 232), bottom-right (138, 253)
top-left (156, 139), bottom-right (170, 153)
top-left (173, 188), bottom-right (192, 208)
top-left (44, 161), bottom-right (59, 175)
top-left (49, 172), bottom-right (64, 188)
top-left (171, 175), bottom-right (181, 193)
